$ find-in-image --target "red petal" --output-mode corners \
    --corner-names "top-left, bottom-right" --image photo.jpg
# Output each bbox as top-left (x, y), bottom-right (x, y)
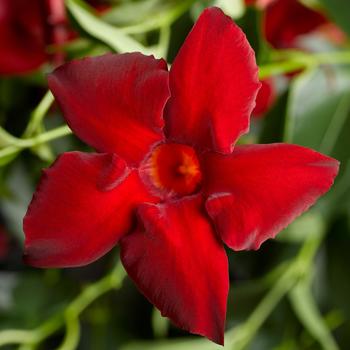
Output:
top-left (263, 0), bottom-right (327, 49)
top-left (317, 23), bottom-right (347, 46)
top-left (48, 53), bottom-right (170, 165)
top-left (164, 7), bottom-right (260, 153)
top-left (86, 0), bottom-right (111, 12)
top-left (24, 152), bottom-right (157, 268)
top-left (46, 0), bottom-right (75, 66)
top-left (252, 79), bottom-right (276, 117)
top-left (0, 0), bottom-right (47, 75)
top-left (202, 144), bottom-right (339, 250)
top-left (120, 195), bottom-right (228, 344)
top-left (0, 226), bottom-right (9, 260)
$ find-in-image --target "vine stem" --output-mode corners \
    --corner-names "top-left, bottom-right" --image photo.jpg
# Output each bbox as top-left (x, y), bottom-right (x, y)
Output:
top-left (0, 261), bottom-right (127, 348)
top-left (23, 91), bottom-right (54, 137)
top-left (259, 50), bottom-right (350, 79)
top-left (0, 125), bottom-right (72, 163)
top-left (226, 234), bottom-right (323, 350)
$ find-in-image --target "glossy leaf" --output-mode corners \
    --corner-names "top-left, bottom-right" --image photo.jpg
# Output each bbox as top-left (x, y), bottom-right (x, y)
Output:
top-left (318, 0), bottom-right (350, 36)
top-left (66, 0), bottom-right (149, 54)
top-left (289, 279), bottom-right (339, 350)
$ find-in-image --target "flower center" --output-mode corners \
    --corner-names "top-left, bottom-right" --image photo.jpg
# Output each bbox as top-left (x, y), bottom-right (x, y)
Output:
top-left (141, 143), bottom-right (202, 197)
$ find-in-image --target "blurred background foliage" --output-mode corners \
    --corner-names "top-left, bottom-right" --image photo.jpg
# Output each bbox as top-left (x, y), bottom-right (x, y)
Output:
top-left (0, 0), bottom-right (350, 349)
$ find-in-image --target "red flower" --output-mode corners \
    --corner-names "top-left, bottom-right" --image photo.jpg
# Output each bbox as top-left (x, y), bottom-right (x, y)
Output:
top-left (0, 226), bottom-right (9, 260)
top-left (0, 0), bottom-right (107, 75)
top-left (23, 8), bottom-right (339, 344)
top-left (0, 0), bottom-right (49, 74)
top-left (85, 0), bottom-right (111, 13)
top-left (252, 78), bottom-right (276, 117)
top-left (263, 0), bottom-right (328, 49)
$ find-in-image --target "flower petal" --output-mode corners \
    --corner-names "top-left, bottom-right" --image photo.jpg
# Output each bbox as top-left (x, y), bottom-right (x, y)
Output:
top-left (0, 226), bottom-right (9, 260)
top-left (48, 53), bottom-right (170, 165)
top-left (202, 144), bottom-right (339, 250)
top-left (120, 195), bottom-right (228, 344)
top-left (252, 79), bottom-right (276, 117)
top-left (164, 7), bottom-right (260, 153)
top-left (0, 0), bottom-right (47, 75)
top-left (24, 152), bottom-right (157, 268)
top-left (263, 0), bottom-right (327, 49)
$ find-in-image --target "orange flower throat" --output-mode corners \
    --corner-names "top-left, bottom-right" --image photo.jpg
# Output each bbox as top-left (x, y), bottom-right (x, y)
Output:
top-left (142, 143), bottom-right (202, 197)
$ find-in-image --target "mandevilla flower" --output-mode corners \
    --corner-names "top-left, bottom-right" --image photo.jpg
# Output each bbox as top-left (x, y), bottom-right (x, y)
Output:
top-left (0, 226), bottom-right (9, 260)
top-left (0, 0), bottom-right (69, 75)
top-left (262, 0), bottom-right (343, 49)
top-left (23, 7), bottom-right (339, 344)
top-left (0, 0), bottom-right (108, 75)
top-left (252, 78), bottom-right (276, 117)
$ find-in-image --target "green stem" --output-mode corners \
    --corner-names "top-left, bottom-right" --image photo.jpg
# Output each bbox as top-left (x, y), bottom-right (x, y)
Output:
top-left (313, 51), bottom-right (350, 65)
top-left (0, 261), bottom-right (127, 348)
top-left (319, 92), bottom-right (350, 154)
top-left (259, 50), bottom-right (350, 79)
top-left (0, 315), bottom-right (63, 347)
top-left (259, 60), bottom-right (306, 79)
top-left (0, 331), bottom-right (36, 345)
top-left (57, 316), bottom-right (80, 350)
top-left (0, 125), bottom-right (72, 165)
top-left (274, 50), bottom-right (350, 65)
top-left (0, 91), bottom-right (55, 164)
top-left (24, 91), bottom-right (54, 137)
top-left (0, 126), bottom-right (21, 147)
top-left (66, 261), bottom-right (125, 317)
top-left (227, 235), bottom-right (323, 350)
top-left (157, 25), bottom-right (171, 59)
top-left (23, 125), bottom-right (72, 147)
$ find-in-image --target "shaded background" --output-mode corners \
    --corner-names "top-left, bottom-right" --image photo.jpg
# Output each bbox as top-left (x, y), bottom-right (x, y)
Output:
top-left (0, 0), bottom-right (350, 349)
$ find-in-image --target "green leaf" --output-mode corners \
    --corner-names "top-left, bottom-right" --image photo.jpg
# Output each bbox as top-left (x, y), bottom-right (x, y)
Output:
top-left (0, 162), bottom-right (33, 240)
top-left (102, 0), bottom-right (161, 26)
top-left (152, 308), bottom-right (169, 339)
top-left (318, 0), bottom-right (350, 36)
top-left (214, 0), bottom-right (245, 19)
top-left (289, 67), bottom-right (350, 215)
top-left (325, 160), bottom-right (350, 214)
top-left (290, 68), bottom-right (350, 153)
top-left (66, 0), bottom-right (149, 54)
top-left (289, 279), bottom-right (339, 350)
top-left (277, 211), bottom-right (325, 243)
top-left (106, 0), bottom-right (196, 36)
top-left (259, 89), bottom-right (290, 143)
top-left (191, 0), bottom-right (244, 20)
top-left (237, 7), bottom-right (268, 62)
